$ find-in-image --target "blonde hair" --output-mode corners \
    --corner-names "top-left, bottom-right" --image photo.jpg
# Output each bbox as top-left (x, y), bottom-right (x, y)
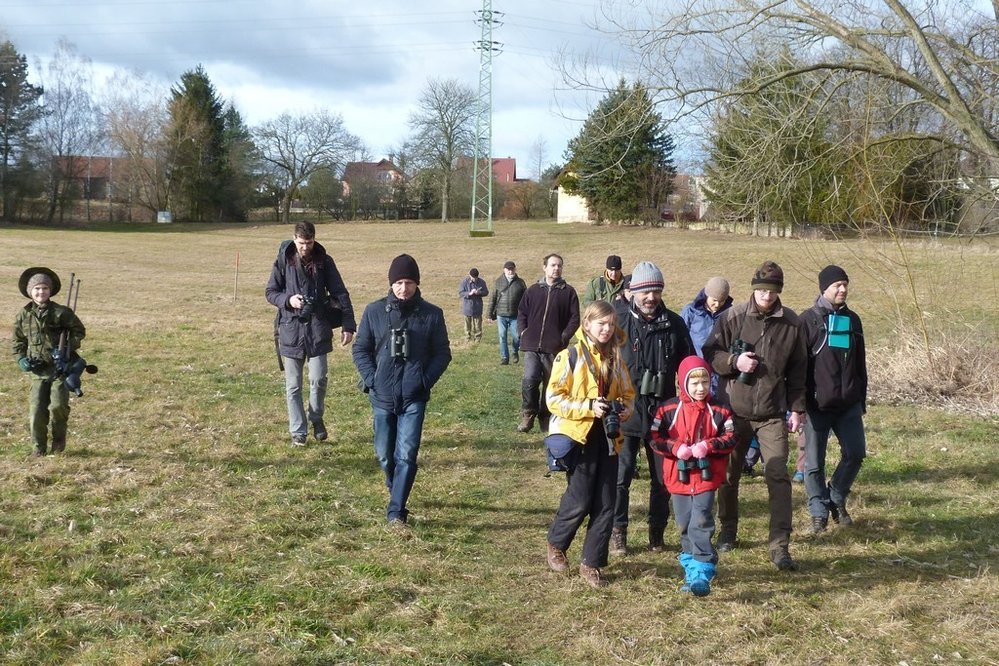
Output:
top-left (582, 300), bottom-right (616, 325)
top-left (687, 367), bottom-right (709, 380)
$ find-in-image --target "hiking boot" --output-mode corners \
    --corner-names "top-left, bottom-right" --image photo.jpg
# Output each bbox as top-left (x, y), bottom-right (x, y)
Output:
top-left (388, 518), bottom-right (413, 539)
top-left (610, 528), bottom-right (627, 556)
top-left (313, 420), bottom-right (328, 442)
top-left (512, 352), bottom-right (519, 364)
top-left (809, 515), bottom-right (828, 534)
top-left (517, 412), bottom-right (536, 433)
top-left (831, 504), bottom-right (853, 526)
top-left (716, 532), bottom-right (737, 553)
top-left (547, 543), bottom-right (569, 573)
top-left (291, 434), bottom-right (307, 446)
top-left (31, 447), bottom-right (45, 458)
top-left (648, 526), bottom-right (666, 553)
top-left (579, 563), bottom-right (608, 588)
top-left (51, 440), bottom-right (65, 454)
top-left (772, 547), bottom-right (799, 571)
top-left (500, 358), bottom-right (509, 365)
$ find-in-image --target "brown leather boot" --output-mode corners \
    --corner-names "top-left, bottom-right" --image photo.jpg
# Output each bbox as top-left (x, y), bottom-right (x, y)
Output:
top-left (517, 412), bottom-right (536, 433)
top-left (51, 440), bottom-right (65, 454)
top-left (547, 543), bottom-right (569, 573)
top-left (579, 563), bottom-right (607, 588)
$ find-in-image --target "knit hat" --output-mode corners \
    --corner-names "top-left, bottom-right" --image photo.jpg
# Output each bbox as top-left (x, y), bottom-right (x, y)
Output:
top-left (18, 267), bottom-right (61, 298)
top-left (469, 268), bottom-right (479, 278)
top-left (606, 255), bottom-right (622, 270)
top-left (818, 265), bottom-right (849, 292)
top-left (704, 277), bottom-right (730, 301)
top-left (751, 261), bottom-right (784, 293)
top-left (503, 260), bottom-right (516, 270)
top-left (388, 254), bottom-right (420, 284)
top-left (629, 262), bottom-right (664, 293)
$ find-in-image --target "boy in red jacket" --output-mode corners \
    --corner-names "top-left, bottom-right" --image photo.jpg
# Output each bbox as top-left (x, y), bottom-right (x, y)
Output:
top-left (650, 355), bottom-right (738, 596)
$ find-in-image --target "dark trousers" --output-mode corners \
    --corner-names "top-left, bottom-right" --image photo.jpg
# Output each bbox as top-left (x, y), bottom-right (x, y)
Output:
top-left (547, 422), bottom-right (618, 568)
top-left (672, 491), bottom-right (717, 564)
top-left (804, 402), bottom-right (866, 517)
top-left (521, 351), bottom-right (554, 427)
top-left (717, 416), bottom-right (793, 555)
top-left (614, 435), bottom-right (670, 531)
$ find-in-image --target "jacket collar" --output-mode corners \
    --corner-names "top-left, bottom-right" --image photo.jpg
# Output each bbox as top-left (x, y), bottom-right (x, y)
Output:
top-left (536, 277), bottom-right (566, 289)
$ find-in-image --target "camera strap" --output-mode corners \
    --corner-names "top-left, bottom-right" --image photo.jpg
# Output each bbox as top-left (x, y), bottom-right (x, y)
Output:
top-left (578, 343), bottom-right (610, 398)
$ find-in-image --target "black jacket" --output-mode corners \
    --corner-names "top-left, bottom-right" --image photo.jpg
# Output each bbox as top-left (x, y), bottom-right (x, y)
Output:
top-left (266, 241), bottom-right (356, 359)
top-left (352, 290), bottom-right (452, 413)
top-left (800, 296), bottom-right (867, 412)
top-left (516, 278), bottom-right (580, 354)
top-left (616, 300), bottom-right (694, 438)
top-left (487, 274), bottom-right (527, 319)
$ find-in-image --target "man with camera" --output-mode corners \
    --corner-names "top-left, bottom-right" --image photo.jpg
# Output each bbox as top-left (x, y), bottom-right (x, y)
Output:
top-left (516, 253), bottom-right (580, 434)
top-left (611, 261), bottom-right (694, 555)
top-left (702, 260), bottom-right (808, 571)
top-left (266, 221), bottom-right (356, 446)
top-left (352, 254), bottom-right (451, 527)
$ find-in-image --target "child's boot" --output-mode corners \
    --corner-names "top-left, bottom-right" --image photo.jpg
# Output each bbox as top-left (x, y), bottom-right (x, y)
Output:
top-left (678, 552), bottom-right (694, 593)
top-left (688, 560), bottom-right (716, 597)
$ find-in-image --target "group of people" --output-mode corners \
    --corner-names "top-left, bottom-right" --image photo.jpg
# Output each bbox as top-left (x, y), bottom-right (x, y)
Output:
top-left (12, 222), bottom-right (868, 598)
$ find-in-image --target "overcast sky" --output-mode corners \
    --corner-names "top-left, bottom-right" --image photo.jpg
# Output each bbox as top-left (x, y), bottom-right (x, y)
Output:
top-left (2, 0), bottom-right (635, 179)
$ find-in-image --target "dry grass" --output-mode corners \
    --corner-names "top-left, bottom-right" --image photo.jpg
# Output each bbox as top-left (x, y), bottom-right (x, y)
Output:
top-left (0, 219), bottom-right (997, 665)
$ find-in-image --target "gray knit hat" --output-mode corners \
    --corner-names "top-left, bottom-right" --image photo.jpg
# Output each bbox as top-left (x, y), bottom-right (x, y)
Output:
top-left (629, 262), bottom-right (664, 293)
top-left (704, 277), bottom-right (730, 300)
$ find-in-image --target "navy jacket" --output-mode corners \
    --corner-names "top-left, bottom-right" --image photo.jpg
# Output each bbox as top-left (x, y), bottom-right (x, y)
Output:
top-left (352, 290), bottom-right (452, 413)
top-left (458, 276), bottom-right (489, 317)
top-left (266, 241), bottom-right (356, 359)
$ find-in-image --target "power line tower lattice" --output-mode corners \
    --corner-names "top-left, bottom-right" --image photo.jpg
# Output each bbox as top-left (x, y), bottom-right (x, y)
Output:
top-left (470, 2), bottom-right (502, 237)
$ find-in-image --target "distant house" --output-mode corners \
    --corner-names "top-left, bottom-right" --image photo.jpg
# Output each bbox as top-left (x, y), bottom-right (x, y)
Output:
top-left (552, 168), bottom-right (595, 224)
top-left (54, 156), bottom-right (129, 200)
top-left (552, 171), bottom-right (709, 223)
top-left (341, 159), bottom-right (404, 198)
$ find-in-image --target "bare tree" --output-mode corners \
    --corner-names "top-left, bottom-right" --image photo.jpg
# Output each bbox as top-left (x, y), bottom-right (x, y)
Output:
top-left (35, 39), bottom-right (102, 223)
top-left (408, 78), bottom-right (476, 222)
top-left (586, 0), bottom-right (999, 180)
top-left (254, 110), bottom-right (361, 224)
top-left (529, 135), bottom-right (549, 181)
top-left (103, 69), bottom-right (170, 220)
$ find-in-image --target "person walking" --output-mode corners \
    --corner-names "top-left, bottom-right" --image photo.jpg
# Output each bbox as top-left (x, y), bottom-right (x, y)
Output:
top-left (702, 260), bottom-right (808, 571)
top-left (800, 265), bottom-right (868, 532)
top-left (458, 267), bottom-right (488, 342)
top-left (487, 261), bottom-right (526, 365)
top-left (352, 254), bottom-right (451, 527)
top-left (610, 261), bottom-right (694, 555)
top-left (516, 253), bottom-right (580, 433)
top-left (266, 221), bottom-right (356, 446)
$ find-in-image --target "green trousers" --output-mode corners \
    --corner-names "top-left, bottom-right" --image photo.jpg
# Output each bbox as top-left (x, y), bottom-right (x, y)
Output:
top-left (29, 375), bottom-right (70, 454)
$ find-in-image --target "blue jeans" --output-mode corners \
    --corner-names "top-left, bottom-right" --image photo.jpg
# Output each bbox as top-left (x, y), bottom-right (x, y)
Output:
top-left (372, 402), bottom-right (427, 522)
top-left (282, 354), bottom-right (328, 437)
top-left (496, 315), bottom-right (520, 361)
top-left (804, 402), bottom-right (866, 517)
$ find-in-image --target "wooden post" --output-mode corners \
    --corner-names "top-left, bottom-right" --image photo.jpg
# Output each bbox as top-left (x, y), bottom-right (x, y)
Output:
top-left (233, 252), bottom-right (240, 303)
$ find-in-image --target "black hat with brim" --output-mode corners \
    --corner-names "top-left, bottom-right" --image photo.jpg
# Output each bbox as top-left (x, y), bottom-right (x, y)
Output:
top-left (19, 267), bottom-right (61, 298)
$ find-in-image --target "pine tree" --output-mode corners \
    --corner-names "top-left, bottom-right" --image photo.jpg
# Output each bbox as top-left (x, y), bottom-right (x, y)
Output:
top-left (563, 80), bottom-right (675, 222)
top-left (0, 40), bottom-right (44, 220)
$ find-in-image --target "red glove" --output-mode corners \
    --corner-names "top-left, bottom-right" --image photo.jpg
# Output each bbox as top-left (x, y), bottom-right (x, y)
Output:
top-left (691, 441), bottom-right (709, 459)
top-left (675, 444), bottom-right (693, 460)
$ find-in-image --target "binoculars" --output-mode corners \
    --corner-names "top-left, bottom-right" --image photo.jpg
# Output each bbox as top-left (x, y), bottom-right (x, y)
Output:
top-left (390, 328), bottom-right (410, 359)
top-left (677, 457), bottom-right (712, 483)
top-left (596, 398), bottom-right (625, 439)
top-left (730, 338), bottom-right (757, 385)
top-left (297, 295), bottom-right (316, 322)
top-left (639, 369), bottom-right (670, 398)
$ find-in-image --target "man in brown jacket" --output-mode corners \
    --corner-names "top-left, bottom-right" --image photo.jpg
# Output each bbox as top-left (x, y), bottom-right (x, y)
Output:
top-left (702, 260), bottom-right (807, 571)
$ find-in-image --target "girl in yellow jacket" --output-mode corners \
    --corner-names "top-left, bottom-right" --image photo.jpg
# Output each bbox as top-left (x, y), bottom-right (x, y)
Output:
top-left (545, 300), bottom-right (635, 588)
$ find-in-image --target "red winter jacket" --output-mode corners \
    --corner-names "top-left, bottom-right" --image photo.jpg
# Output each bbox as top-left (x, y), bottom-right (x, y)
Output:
top-left (649, 356), bottom-right (739, 496)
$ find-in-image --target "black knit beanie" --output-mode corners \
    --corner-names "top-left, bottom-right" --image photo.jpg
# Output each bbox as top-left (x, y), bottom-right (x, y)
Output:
top-left (818, 265), bottom-right (849, 292)
top-left (388, 254), bottom-right (420, 284)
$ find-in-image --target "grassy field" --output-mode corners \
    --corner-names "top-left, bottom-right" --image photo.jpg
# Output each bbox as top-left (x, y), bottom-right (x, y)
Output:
top-left (0, 219), bottom-right (997, 665)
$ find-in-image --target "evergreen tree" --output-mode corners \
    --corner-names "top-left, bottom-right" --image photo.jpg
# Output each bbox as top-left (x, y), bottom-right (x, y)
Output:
top-left (0, 40), bottom-right (44, 220)
top-left (562, 80), bottom-right (675, 222)
top-left (219, 103), bottom-right (257, 222)
top-left (165, 65), bottom-right (226, 222)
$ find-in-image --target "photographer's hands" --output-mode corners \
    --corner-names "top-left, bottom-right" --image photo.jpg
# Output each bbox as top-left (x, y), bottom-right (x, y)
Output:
top-left (289, 294), bottom-right (305, 309)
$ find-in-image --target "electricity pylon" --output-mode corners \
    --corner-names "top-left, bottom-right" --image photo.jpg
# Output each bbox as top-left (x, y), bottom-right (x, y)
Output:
top-left (470, 1), bottom-right (502, 237)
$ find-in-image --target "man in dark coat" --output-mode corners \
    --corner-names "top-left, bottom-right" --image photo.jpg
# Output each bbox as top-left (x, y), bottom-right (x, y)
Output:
top-left (800, 265), bottom-right (868, 533)
top-left (458, 267), bottom-right (488, 342)
top-left (487, 260), bottom-right (527, 365)
top-left (516, 253), bottom-right (580, 433)
top-left (352, 254), bottom-right (452, 526)
top-left (266, 222), bottom-right (356, 446)
top-left (611, 261), bottom-right (694, 555)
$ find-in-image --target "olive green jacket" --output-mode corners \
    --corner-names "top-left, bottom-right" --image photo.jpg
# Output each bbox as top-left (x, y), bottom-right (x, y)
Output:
top-left (12, 302), bottom-right (86, 368)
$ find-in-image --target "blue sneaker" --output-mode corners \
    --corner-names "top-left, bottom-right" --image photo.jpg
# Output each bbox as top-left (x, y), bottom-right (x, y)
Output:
top-left (689, 577), bottom-right (711, 597)
top-left (793, 471), bottom-right (804, 483)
